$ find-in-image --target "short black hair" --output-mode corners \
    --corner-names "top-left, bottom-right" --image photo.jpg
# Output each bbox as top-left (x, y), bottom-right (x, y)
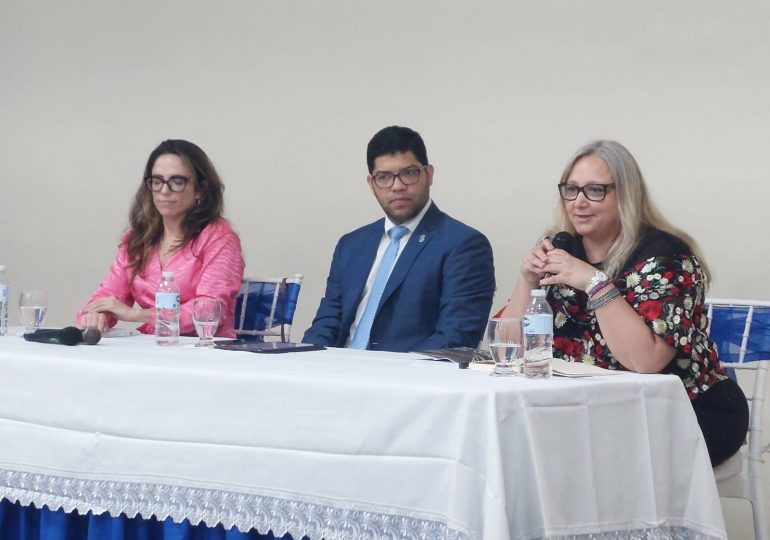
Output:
top-left (366, 126), bottom-right (429, 173)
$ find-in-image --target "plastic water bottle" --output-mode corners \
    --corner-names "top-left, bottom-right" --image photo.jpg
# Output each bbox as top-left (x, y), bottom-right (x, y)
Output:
top-left (155, 271), bottom-right (180, 346)
top-left (0, 265), bottom-right (8, 336)
top-left (523, 289), bottom-right (553, 378)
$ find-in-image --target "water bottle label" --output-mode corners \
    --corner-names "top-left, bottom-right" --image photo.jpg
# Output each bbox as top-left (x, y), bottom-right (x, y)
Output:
top-left (156, 292), bottom-right (180, 309)
top-left (523, 313), bottom-right (553, 334)
top-left (0, 285), bottom-right (8, 303)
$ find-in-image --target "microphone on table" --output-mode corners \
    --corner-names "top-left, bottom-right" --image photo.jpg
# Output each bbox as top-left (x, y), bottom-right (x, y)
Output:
top-left (543, 231), bottom-right (573, 296)
top-left (23, 326), bottom-right (102, 346)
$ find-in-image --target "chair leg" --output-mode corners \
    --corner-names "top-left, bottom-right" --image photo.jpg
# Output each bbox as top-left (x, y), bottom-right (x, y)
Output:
top-left (749, 456), bottom-right (769, 540)
top-left (751, 498), bottom-right (769, 540)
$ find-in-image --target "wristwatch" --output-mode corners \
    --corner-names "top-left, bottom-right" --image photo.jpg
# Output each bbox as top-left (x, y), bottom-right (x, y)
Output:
top-left (585, 270), bottom-right (610, 299)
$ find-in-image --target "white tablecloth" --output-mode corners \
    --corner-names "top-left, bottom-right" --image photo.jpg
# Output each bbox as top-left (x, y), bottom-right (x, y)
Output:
top-left (0, 334), bottom-right (726, 539)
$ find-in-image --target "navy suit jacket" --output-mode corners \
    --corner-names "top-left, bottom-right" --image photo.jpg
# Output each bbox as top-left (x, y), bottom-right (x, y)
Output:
top-left (303, 203), bottom-right (495, 352)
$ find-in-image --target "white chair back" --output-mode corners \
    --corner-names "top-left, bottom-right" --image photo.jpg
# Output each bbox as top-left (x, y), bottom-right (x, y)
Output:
top-left (706, 298), bottom-right (770, 540)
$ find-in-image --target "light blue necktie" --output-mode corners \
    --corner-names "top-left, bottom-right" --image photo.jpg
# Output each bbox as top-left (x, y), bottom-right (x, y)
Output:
top-left (349, 225), bottom-right (409, 349)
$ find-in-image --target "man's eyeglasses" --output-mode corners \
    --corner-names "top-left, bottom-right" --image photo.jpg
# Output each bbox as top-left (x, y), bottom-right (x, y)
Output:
top-left (558, 183), bottom-right (615, 202)
top-left (144, 175), bottom-right (191, 193)
top-left (371, 166), bottom-right (427, 189)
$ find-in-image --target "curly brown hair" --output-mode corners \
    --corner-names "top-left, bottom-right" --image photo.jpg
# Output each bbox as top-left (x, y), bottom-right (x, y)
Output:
top-left (126, 139), bottom-right (224, 279)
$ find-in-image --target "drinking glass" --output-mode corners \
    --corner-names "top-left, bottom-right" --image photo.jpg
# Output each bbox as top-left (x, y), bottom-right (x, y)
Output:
top-left (19, 290), bottom-right (47, 333)
top-left (487, 317), bottom-right (522, 376)
top-left (193, 297), bottom-right (221, 347)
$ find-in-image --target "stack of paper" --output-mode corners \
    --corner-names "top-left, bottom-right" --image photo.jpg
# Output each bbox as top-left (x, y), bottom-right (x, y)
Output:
top-left (467, 358), bottom-right (625, 377)
top-left (550, 357), bottom-right (624, 377)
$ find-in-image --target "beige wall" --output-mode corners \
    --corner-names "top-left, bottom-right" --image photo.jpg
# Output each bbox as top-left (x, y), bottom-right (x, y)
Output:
top-left (1, 1), bottom-right (769, 536)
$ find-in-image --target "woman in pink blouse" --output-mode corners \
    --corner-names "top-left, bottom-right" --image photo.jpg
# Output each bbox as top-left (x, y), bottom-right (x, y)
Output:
top-left (77, 139), bottom-right (245, 337)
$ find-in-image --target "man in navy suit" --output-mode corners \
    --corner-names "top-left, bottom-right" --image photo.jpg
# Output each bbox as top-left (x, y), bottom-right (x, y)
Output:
top-left (303, 126), bottom-right (495, 352)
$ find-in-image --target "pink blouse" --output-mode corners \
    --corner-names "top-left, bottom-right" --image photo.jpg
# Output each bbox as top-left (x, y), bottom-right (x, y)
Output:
top-left (77, 220), bottom-right (245, 338)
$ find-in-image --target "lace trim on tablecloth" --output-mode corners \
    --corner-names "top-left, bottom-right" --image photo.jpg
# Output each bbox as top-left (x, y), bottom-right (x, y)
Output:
top-left (530, 528), bottom-right (723, 540)
top-left (0, 468), bottom-right (469, 539)
top-left (0, 468), bottom-right (724, 540)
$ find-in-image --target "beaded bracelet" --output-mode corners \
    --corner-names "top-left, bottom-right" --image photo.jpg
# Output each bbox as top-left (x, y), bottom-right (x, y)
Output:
top-left (587, 286), bottom-right (621, 311)
top-left (585, 270), bottom-right (610, 299)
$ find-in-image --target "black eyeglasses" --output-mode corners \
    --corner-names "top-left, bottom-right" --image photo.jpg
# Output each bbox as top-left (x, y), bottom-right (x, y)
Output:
top-left (371, 166), bottom-right (427, 189)
top-left (558, 183), bottom-right (615, 202)
top-left (144, 175), bottom-right (191, 193)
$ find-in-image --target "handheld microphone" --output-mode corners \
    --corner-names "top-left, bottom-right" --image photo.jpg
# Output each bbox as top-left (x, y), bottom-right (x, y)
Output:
top-left (24, 326), bottom-right (102, 346)
top-left (551, 231), bottom-right (573, 252)
top-left (543, 231), bottom-right (574, 295)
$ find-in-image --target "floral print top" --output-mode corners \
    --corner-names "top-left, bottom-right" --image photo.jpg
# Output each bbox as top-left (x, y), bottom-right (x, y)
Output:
top-left (548, 228), bottom-right (726, 400)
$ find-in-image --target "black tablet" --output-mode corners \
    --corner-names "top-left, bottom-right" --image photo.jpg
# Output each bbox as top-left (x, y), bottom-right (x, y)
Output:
top-left (214, 341), bottom-right (326, 354)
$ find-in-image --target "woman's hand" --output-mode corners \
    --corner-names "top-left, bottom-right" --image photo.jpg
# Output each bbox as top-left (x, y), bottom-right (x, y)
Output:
top-left (84, 296), bottom-right (137, 322)
top-left (520, 237), bottom-right (553, 286)
top-left (539, 250), bottom-right (597, 291)
top-left (79, 311), bottom-right (110, 334)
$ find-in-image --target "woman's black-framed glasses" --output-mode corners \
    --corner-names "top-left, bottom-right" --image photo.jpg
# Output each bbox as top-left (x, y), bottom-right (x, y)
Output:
top-left (144, 175), bottom-right (191, 193)
top-left (371, 166), bottom-right (427, 189)
top-left (558, 183), bottom-right (615, 202)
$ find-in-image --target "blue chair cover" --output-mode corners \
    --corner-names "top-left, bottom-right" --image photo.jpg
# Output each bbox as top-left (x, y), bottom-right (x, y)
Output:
top-left (0, 499), bottom-right (304, 540)
top-left (233, 279), bottom-right (302, 342)
top-left (709, 305), bottom-right (770, 362)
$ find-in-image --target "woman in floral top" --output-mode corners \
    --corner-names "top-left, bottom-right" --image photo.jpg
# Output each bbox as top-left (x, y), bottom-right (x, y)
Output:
top-left (501, 140), bottom-right (747, 466)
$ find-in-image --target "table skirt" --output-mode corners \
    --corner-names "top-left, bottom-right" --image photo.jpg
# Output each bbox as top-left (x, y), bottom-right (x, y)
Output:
top-left (0, 499), bottom-right (299, 540)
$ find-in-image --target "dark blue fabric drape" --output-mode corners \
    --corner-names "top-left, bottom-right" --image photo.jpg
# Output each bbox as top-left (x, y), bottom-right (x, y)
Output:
top-left (0, 499), bottom-right (303, 540)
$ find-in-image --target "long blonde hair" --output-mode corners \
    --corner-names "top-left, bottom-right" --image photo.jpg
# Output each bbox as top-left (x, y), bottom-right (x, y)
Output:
top-left (551, 140), bottom-right (712, 282)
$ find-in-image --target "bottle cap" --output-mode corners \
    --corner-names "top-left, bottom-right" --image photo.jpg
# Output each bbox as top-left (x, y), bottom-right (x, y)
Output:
top-left (531, 289), bottom-right (546, 297)
top-left (162, 271), bottom-right (174, 279)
